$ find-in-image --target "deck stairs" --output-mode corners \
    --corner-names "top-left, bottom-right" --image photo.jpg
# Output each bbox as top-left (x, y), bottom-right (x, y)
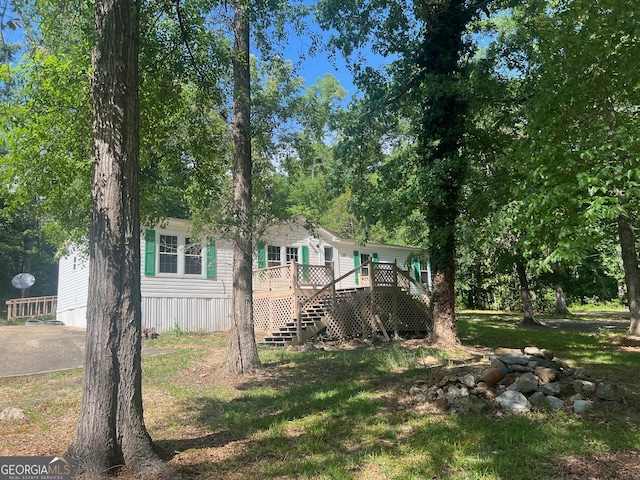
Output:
top-left (262, 294), bottom-right (335, 347)
top-left (259, 261), bottom-right (431, 347)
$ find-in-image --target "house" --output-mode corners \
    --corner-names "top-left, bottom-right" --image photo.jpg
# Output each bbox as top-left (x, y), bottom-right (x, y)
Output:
top-left (56, 217), bottom-right (431, 339)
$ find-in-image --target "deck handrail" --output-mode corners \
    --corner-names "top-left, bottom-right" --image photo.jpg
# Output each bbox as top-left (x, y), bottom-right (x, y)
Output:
top-left (293, 261), bottom-right (431, 341)
top-left (6, 296), bottom-right (58, 320)
top-left (253, 263), bottom-right (334, 293)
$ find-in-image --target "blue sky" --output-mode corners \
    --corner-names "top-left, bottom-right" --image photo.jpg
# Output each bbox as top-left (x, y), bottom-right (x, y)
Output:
top-left (1, 2), bottom-right (364, 98)
top-left (280, 21), bottom-right (359, 97)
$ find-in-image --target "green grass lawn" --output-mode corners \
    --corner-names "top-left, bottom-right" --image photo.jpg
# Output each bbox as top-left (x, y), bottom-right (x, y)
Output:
top-left (1, 312), bottom-right (639, 479)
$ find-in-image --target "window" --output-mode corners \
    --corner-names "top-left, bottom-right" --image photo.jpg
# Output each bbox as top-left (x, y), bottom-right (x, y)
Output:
top-left (159, 235), bottom-right (178, 273)
top-left (286, 246), bottom-right (298, 264)
top-left (184, 237), bottom-right (202, 275)
top-left (155, 234), bottom-right (206, 276)
top-left (360, 253), bottom-right (370, 276)
top-left (324, 247), bottom-right (333, 267)
top-left (267, 245), bottom-right (281, 267)
top-left (420, 269), bottom-right (431, 287)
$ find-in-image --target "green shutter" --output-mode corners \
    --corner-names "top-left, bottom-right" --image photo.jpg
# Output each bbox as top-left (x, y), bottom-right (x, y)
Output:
top-left (353, 250), bottom-right (360, 285)
top-left (372, 252), bottom-right (379, 263)
top-left (301, 245), bottom-right (310, 282)
top-left (206, 238), bottom-right (217, 279)
top-left (413, 260), bottom-right (421, 281)
top-left (144, 229), bottom-right (156, 276)
top-left (257, 241), bottom-right (266, 269)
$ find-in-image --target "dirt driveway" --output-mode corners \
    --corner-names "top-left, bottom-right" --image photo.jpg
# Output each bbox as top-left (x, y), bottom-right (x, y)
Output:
top-left (0, 325), bottom-right (87, 378)
top-left (0, 325), bottom-right (169, 378)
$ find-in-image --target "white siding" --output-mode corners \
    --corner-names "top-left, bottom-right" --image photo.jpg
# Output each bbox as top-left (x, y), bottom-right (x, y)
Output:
top-left (57, 219), bottom-right (235, 331)
top-left (258, 223), bottom-right (322, 265)
top-left (140, 225), bottom-right (233, 332)
top-left (142, 297), bottom-right (231, 332)
top-left (56, 250), bottom-right (90, 328)
top-left (141, 236), bottom-right (234, 298)
top-left (332, 244), bottom-right (423, 290)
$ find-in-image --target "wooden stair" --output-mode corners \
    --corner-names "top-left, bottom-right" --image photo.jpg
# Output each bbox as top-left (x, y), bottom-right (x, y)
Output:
top-left (262, 296), bottom-right (331, 347)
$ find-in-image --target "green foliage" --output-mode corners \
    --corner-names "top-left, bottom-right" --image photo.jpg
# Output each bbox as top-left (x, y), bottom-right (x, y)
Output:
top-left (452, 0), bottom-right (640, 312)
top-left (1, 49), bottom-right (92, 243)
top-left (1, 0), bottom-right (234, 247)
top-left (513, 0), bottom-right (640, 265)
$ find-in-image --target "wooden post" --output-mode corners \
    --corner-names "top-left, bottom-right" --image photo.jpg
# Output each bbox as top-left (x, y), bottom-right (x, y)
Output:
top-left (291, 262), bottom-right (301, 339)
top-left (291, 262), bottom-right (299, 292)
top-left (330, 263), bottom-right (336, 310)
top-left (392, 261), bottom-right (399, 336)
top-left (296, 301), bottom-right (303, 340)
top-left (368, 259), bottom-right (378, 338)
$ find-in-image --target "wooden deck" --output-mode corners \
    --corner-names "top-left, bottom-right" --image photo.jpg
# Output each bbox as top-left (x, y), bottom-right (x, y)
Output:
top-left (253, 261), bottom-right (432, 346)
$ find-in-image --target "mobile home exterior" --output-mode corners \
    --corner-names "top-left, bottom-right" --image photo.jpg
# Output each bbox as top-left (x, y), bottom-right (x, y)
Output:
top-left (56, 217), bottom-right (429, 332)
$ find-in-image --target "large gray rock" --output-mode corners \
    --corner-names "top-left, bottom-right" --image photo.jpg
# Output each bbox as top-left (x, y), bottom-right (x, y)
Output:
top-left (497, 353), bottom-right (530, 366)
top-left (595, 383), bottom-right (618, 401)
top-left (517, 372), bottom-right (539, 393)
top-left (544, 396), bottom-right (565, 410)
top-left (574, 380), bottom-right (596, 394)
top-left (573, 400), bottom-right (594, 413)
top-left (529, 391), bottom-right (547, 408)
top-left (540, 382), bottom-right (563, 396)
top-left (496, 391), bottom-right (531, 414)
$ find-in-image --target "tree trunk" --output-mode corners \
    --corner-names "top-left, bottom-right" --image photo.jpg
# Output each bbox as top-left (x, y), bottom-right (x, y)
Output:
top-left (226, 0), bottom-right (261, 375)
top-left (515, 256), bottom-right (539, 326)
top-left (21, 231), bottom-right (33, 298)
top-left (430, 265), bottom-right (460, 346)
top-left (551, 263), bottom-right (570, 315)
top-left (66, 0), bottom-right (170, 477)
top-left (415, 0), bottom-right (473, 347)
top-left (591, 268), bottom-right (611, 301)
top-left (617, 215), bottom-right (640, 336)
top-left (20, 200), bottom-right (37, 298)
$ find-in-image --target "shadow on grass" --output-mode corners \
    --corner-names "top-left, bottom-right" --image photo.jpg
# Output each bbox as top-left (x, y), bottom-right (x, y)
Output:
top-left (153, 319), bottom-right (640, 479)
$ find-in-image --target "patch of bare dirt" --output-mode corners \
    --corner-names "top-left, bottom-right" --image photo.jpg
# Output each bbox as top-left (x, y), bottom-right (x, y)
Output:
top-left (552, 451), bottom-right (640, 479)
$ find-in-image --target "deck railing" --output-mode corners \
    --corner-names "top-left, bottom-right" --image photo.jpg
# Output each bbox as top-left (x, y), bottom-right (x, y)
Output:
top-left (6, 296), bottom-right (58, 321)
top-left (253, 260), bottom-right (432, 344)
top-left (253, 263), bottom-right (334, 293)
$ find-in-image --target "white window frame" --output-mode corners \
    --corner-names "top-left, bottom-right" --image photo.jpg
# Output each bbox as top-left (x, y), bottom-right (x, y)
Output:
top-left (360, 253), bottom-right (371, 276)
top-left (184, 237), bottom-right (203, 275)
top-left (285, 246), bottom-right (298, 264)
top-left (267, 245), bottom-right (281, 267)
top-left (157, 232), bottom-right (204, 277)
top-left (324, 246), bottom-right (334, 267)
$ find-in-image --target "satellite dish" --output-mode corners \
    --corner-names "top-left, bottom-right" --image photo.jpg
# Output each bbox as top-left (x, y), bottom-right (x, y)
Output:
top-left (12, 273), bottom-right (36, 289)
